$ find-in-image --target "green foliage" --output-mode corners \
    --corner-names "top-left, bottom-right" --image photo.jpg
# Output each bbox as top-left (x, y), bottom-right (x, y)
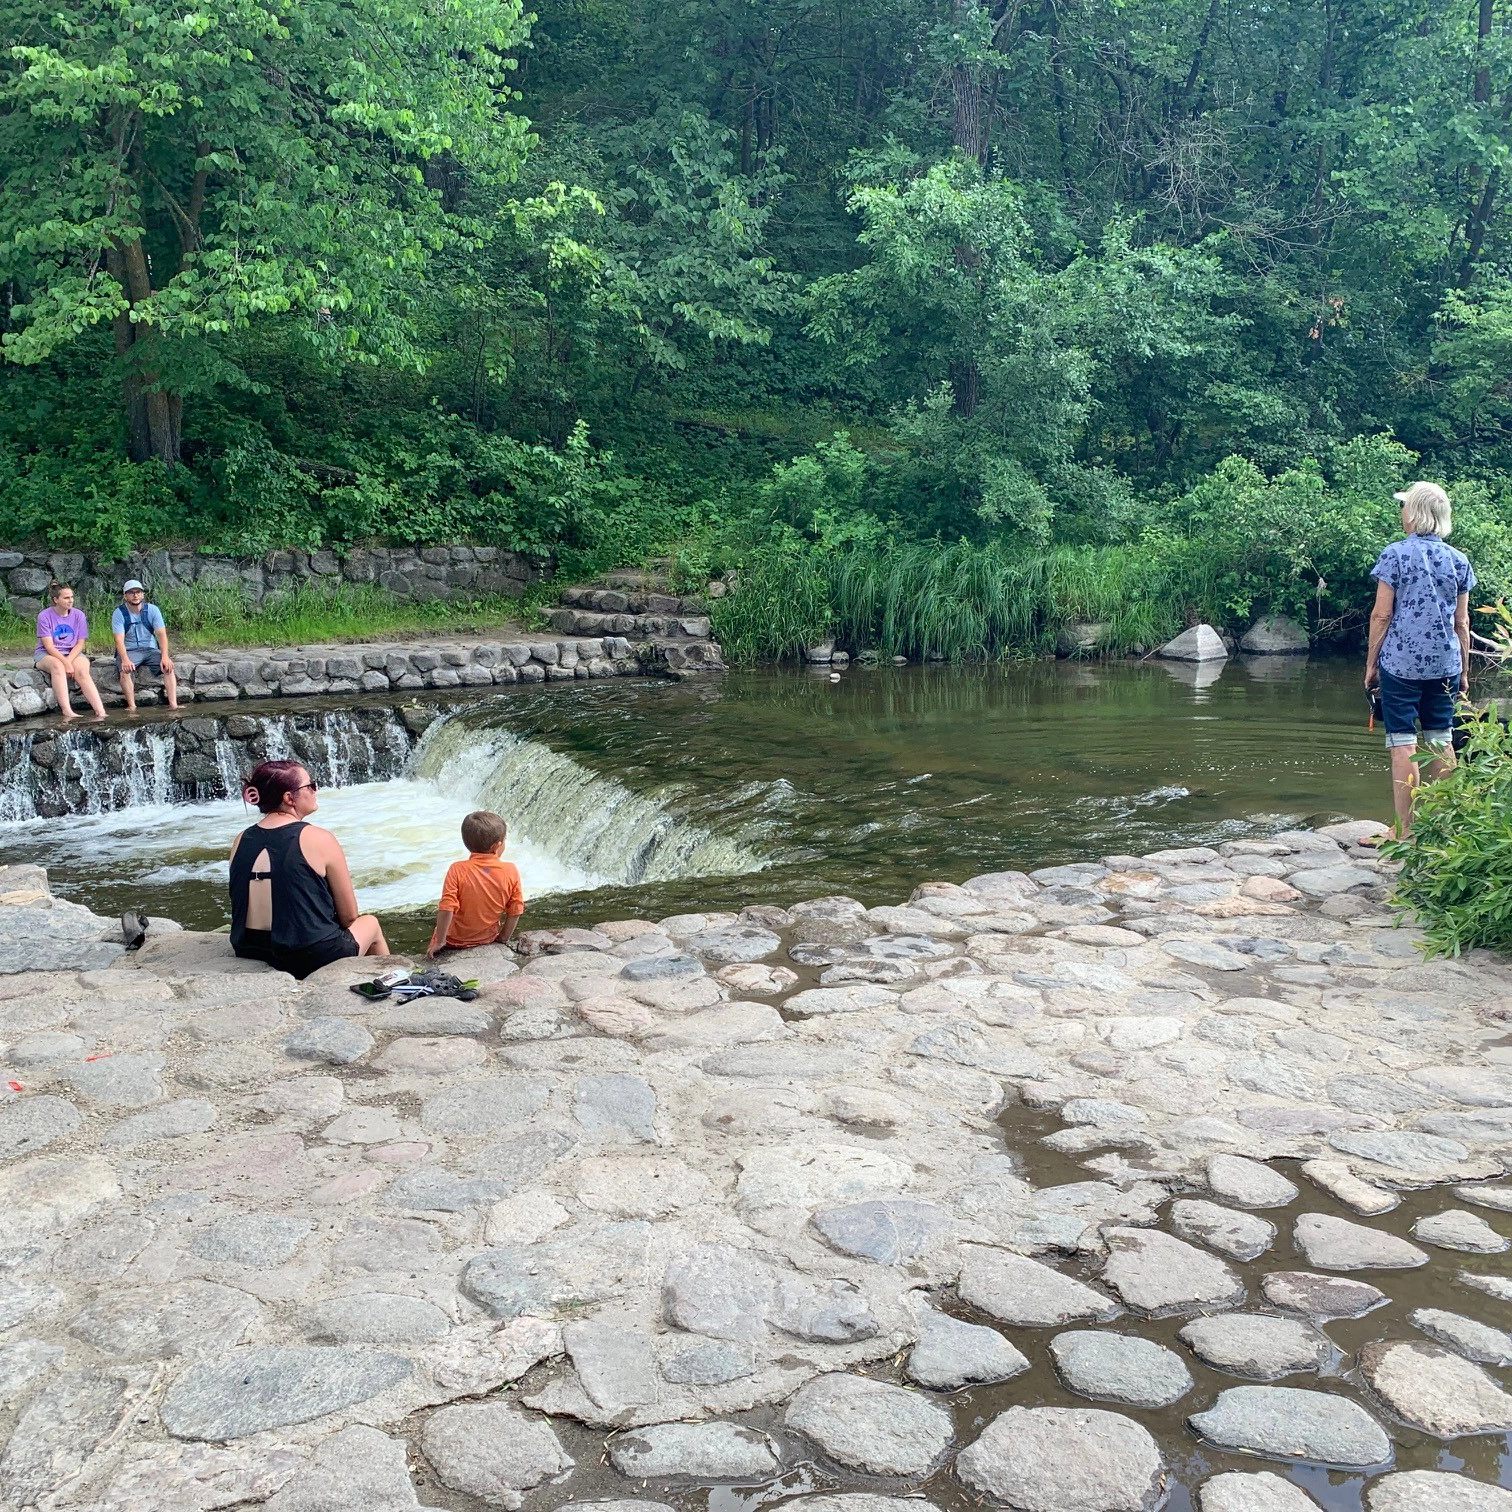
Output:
top-left (0, 579), bottom-right (535, 654)
top-left (1383, 707), bottom-right (1512, 957)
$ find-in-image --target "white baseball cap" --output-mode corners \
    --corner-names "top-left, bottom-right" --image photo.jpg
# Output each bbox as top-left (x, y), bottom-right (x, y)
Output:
top-left (122, 579), bottom-right (145, 592)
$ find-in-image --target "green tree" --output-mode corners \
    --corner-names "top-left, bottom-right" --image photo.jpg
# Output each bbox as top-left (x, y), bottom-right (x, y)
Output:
top-left (0, 0), bottom-right (532, 464)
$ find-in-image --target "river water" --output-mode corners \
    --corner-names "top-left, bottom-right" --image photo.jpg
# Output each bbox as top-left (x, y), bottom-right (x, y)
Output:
top-left (0, 658), bottom-right (1388, 951)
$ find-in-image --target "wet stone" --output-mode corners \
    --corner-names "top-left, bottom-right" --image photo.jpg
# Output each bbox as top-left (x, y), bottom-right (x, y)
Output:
top-left (59, 1051), bottom-right (165, 1106)
top-left (1292, 1214), bottom-right (1429, 1271)
top-left (1357, 1339), bottom-right (1512, 1437)
top-left (1178, 1314), bottom-right (1332, 1380)
top-left (1171, 1200), bottom-right (1276, 1262)
top-left (574, 1073), bottom-right (657, 1142)
top-left (1410, 1307), bottom-right (1512, 1365)
top-left (1200, 1471), bottom-right (1323, 1512)
top-left (811, 1199), bottom-right (954, 1264)
top-left (1300, 1160), bottom-right (1399, 1216)
top-left (1366, 1471), bottom-right (1512, 1512)
top-left (956, 1405), bottom-right (1164, 1512)
top-left (907, 1311), bottom-right (1029, 1389)
top-left (1205, 1154), bottom-right (1298, 1209)
top-left (1260, 1271), bottom-right (1386, 1319)
top-left (957, 1247), bottom-right (1121, 1327)
top-left (162, 1346), bottom-right (413, 1440)
top-left (1099, 1227), bottom-right (1244, 1317)
top-left (1188, 1386), bottom-right (1391, 1468)
top-left (0, 1094), bottom-right (81, 1160)
top-left (301, 1292), bottom-right (451, 1346)
top-left (1050, 1330), bottom-right (1193, 1408)
top-left (1455, 1184), bottom-right (1512, 1212)
top-left (620, 952), bottom-right (702, 982)
top-left (193, 1213), bottom-right (313, 1266)
top-left (786, 1372), bottom-right (954, 1475)
top-left (0, 1368), bottom-right (128, 1506)
top-left (1412, 1208), bottom-right (1508, 1253)
top-left (1461, 1272), bottom-right (1512, 1303)
top-left (265, 1424), bottom-right (423, 1512)
top-left (422, 1401), bottom-right (574, 1507)
top-left (660, 1339), bottom-right (754, 1385)
top-left (282, 1017), bottom-right (374, 1064)
top-left (608, 1421), bottom-right (779, 1480)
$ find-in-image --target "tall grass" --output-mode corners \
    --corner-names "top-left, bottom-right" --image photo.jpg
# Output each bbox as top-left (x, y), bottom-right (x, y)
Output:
top-left (714, 539), bottom-right (1229, 663)
top-left (0, 580), bottom-right (542, 654)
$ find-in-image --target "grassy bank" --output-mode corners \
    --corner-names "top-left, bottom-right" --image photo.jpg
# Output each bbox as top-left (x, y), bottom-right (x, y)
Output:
top-left (0, 581), bottom-right (549, 657)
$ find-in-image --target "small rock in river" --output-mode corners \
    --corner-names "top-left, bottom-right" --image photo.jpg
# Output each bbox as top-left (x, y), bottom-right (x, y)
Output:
top-left (1412, 1208), bottom-right (1508, 1253)
top-left (1178, 1314), bottom-right (1332, 1380)
top-left (1410, 1307), bottom-right (1512, 1365)
top-left (907, 1309), bottom-right (1028, 1389)
top-left (785, 1372), bottom-right (954, 1475)
top-left (1204, 1153), bottom-right (1298, 1209)
top-left (1365, 1470), bottom-right (1512, 1512)
top-left (1453, 1183), bottom-right (1512, 1212)
top-left (1200, 1471), bottom-right (1322, 1512)
top-left (608, 1421), bottom-right (778, 1480)
top-left (1357, 1339), bottom-right (1512, 1437)
top-left (1461, 1272), bottom-right (1512, 1303)
top-left (1170, 1199), bottom-right (1275, 1261)
top-left (1292, 1213), bottom-right (1428, 1271)
top-left (955, 1405), bottom-right (1164, 1512)
top-left (1098, 1227), bottom-right (1244, 1317)
top-left (422, 1400), bottom-right (573, 1506)
top-left (1050, 1330), bottom-right (1193, 1408)
top-left (1260, 1271), bottom-right (1385, 1318)
top-left (1188, 1385), bottom-right (1391, 1468)
top-left (957, 1246), bottom-right (1120, 1327)
top-left (1299, 1159), bottom-right (1399, 1215)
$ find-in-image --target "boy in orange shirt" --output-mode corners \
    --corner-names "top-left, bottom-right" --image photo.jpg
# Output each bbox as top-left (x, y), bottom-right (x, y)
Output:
top-left (426, 811), bottom-right (526, 958)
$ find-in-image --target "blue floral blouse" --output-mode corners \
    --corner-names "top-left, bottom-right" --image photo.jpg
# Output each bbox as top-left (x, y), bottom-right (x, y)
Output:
top-left (1371, 533), bottom-right (1475, 679)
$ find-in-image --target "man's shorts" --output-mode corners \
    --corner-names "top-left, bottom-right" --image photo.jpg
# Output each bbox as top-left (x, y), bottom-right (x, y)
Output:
top-left (1378, 666), bottom-right (1456, 749)
top-left (118, 649), bottom-right (163, 678)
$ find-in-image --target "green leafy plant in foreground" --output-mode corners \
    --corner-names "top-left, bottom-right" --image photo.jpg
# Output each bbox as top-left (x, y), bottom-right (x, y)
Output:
top-left (1384, 703), bottom-right (1512, 957)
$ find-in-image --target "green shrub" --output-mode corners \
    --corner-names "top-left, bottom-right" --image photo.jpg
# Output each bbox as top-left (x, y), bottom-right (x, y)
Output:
top-left (1384, 707), bottom-right (1512, 957)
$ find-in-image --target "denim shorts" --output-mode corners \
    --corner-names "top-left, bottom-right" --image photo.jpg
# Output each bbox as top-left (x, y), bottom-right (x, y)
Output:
top-left (1378, 666), bottom-right (1456, 749)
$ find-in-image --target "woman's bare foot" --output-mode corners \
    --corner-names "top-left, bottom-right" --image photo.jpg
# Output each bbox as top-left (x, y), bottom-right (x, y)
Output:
top-left (59, 711), bottom-right (78, 722)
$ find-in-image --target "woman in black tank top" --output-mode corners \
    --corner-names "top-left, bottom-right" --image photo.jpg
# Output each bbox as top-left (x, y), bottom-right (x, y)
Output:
top-left (228, 760), bottom-right (389, 979)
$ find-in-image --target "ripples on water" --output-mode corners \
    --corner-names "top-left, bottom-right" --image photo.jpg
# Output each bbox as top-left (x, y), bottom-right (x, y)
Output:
top-left (0, 659), bottom-right (1389, 950)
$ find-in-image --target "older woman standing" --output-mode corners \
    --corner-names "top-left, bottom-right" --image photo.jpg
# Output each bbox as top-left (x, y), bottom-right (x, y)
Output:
top-left (1364, 482), bottom-right (1475, 836)
top-left (36, 582), bottom-right (106, 721)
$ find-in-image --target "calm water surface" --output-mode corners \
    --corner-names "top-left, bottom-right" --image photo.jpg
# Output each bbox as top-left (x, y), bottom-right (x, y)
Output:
top-left (1, 657), bottom-right (1391, 951)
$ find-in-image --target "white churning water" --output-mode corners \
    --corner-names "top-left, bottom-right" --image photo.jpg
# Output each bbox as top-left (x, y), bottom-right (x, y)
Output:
top-left (0, 710), bottom-right (764, 913)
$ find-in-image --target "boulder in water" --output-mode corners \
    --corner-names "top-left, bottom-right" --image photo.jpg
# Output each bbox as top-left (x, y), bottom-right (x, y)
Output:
top-left (1240, 615), bottom-right (1309, 654)
top-left (1056, 622), bottom-right (1108, 658)
top-left (1156, 624), bottom-right (1228, 662)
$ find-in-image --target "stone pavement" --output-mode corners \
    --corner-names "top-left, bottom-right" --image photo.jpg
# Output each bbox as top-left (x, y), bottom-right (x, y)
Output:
top-left (2, 822), bottom-right (1512, 1511)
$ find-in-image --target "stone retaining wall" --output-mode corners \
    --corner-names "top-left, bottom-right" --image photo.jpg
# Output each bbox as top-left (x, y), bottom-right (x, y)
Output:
top-left (0, 629), bottom-right (725, 724)
top-left (1, 544), bottom-right (545, 620)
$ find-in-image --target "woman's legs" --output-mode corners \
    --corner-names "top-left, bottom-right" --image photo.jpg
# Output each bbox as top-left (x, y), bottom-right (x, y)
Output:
top-left (348, 914), bottom-right (390, 957)
top-left (37, 654), bottom-right (75, 718)
top-left (70, 656), bottom-right (107, 719)
top-left (1388, 743), bottom-right (1419, 835)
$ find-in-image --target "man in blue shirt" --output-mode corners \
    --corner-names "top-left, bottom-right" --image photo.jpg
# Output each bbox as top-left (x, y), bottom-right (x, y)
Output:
top-left (111, 580), bottom-right (179, 712)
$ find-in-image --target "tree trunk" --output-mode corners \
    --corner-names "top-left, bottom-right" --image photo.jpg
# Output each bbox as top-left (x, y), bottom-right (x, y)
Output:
top-left (110, 236), bottom-right (181, 466)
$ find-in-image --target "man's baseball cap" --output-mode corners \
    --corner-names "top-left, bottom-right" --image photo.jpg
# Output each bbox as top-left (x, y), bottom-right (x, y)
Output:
top-left (122, 579), bottom-right (145, 592)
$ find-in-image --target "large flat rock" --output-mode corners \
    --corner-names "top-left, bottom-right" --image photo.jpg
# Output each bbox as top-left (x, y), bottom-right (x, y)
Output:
top-left (785, 1373), bottom-right (954, 1475)
top-left (1098, 1228), bottom-right (1243, 1317)
top-left (955, 1405), bottom-right (1165, 1512)
top-left (1357, 1339), bottom-right (1512, 1437)
top-left (957, 1248), bottom-right (1120, 1327)
top-left (1188, 1386), bottom-right (1390, 1468)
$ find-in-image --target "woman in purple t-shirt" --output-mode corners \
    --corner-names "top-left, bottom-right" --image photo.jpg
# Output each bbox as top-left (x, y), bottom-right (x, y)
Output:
top-left (36, 582), bottom-right (106, 721)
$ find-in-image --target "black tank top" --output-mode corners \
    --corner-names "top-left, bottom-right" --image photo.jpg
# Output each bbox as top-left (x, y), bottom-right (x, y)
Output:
top-left (229, 821), bottom-right (346, 956)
